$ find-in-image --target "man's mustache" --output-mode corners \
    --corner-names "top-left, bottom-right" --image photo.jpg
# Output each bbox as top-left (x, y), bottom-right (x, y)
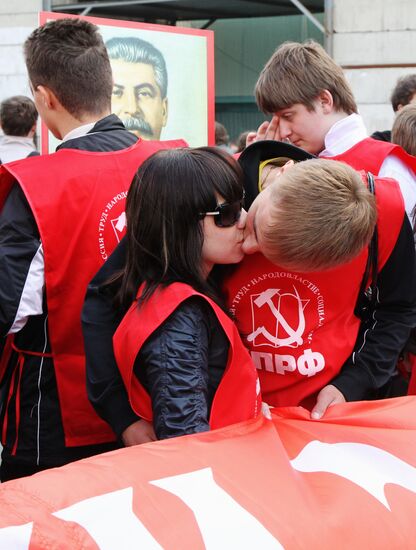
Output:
top-left (121, 115), bottom-right (153, 137)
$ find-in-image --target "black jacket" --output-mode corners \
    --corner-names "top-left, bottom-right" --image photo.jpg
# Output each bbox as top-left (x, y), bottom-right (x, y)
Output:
top-left (0, 115), bottom-right (137, 473)
top-left (135, 296), bottom-right (229, 439)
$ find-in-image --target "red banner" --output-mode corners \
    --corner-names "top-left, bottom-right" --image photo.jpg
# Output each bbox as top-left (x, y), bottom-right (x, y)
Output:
top-left (1, 397), bottom-right (416, 549)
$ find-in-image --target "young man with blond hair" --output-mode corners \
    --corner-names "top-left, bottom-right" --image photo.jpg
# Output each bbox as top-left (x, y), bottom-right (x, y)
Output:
top-left (234, 138), bottom-right (415, 420)
top-left (246, 159), bottom-right (376, 272)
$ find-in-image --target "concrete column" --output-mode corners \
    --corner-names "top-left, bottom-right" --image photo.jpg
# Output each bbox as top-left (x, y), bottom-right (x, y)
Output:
top-left (332, 0), bottom-right (416, 134)
top-left (0, 0), bottom-right (41, 102)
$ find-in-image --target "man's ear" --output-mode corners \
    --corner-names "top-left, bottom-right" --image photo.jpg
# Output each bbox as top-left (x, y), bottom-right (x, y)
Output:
top-left (280, 159), bottom-right (295, 174)
top-left (318, 89), bottom-right (334, 114)
top-left (28, 122), bottom-right (37, 138)
top-left (35, 85), bottom-right (61, 111)
top-left (162, 97), bottom-right (168, 127)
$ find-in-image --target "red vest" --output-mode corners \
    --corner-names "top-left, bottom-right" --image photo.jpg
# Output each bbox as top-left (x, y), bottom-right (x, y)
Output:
top-left (114, 283), bottom-right (261, 430)
top-left (325, 136), bottom-right (416, 174)
top-left (222, 175), bottom-right (404, 408)
top-left (0, 138), bottom-right (186, 447)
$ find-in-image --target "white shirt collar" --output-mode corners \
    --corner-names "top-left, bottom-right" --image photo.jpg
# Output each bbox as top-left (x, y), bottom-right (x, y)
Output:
top-left (62, 121), bottom-right (97, 143)
top-left (319, 113), bottom-right (368, 157)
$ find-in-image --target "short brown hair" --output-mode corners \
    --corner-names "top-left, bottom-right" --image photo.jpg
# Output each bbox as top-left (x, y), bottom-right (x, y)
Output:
top-left (263, 159), bottom-right (376, 271)
top-left (392, 104), bottom-right (416, 156)
top-left (24, 18), bottom-right (112, 118)
top-left (255, 41), bottom-right (357, 115)
top-left (0, 95), bottom-right (38, 136)
top-left (391, 74), bottom-right (416, 112)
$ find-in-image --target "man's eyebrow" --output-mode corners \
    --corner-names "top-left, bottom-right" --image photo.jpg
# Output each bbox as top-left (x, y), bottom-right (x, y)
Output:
top-left (134, 83), bottom-right (157, 93)
top-left (113, 83), bottom-right (124, 89)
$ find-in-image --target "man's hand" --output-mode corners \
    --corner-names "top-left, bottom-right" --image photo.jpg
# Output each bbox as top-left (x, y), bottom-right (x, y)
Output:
top-left (310, 385), bottom-right (346, 420)
top-left (121, 419), bottom-right (156, 446)
top-left (246, 115), bottom-right (281, 147)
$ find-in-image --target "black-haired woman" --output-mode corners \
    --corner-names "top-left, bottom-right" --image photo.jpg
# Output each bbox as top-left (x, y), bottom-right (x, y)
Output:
top-left (113, 147), bottom-right (261, 440)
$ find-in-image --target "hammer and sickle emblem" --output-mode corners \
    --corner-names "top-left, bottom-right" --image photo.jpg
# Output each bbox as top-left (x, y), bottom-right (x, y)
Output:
top-left (247, 287), bottom-right (307, 348)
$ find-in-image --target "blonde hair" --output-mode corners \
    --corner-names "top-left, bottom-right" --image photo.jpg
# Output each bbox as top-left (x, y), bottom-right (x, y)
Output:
top-left (391, 104), bottom-right (416, 156)
top-left (263, 159), bottom-right (377, 271)
top-left (255, 41), bottom-right (357, 115)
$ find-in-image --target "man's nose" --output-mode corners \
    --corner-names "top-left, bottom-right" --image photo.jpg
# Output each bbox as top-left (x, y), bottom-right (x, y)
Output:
top-left (279, 120), bottom-right (291, 139)
top-left (123, 89), bottom-right (139, 115)
top-left (242, 232), bottom-right (260, 255)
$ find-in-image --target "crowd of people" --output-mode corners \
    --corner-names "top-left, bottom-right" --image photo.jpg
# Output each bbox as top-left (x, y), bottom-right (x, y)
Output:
top-left (0, 17), bottom-right (415, 484)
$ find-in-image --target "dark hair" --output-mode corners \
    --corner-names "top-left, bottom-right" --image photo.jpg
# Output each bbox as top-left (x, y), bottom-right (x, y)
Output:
top-left (117, 147), bottom-right (244, 310)
top-left (0, 95), bottom-right (38, 136)
top-left (24, 18), bottom-right (112, 118)
top-left (235, 130), bottom-right (253, 153)
top-left (106, 36), bottom-right (168, 98)
top-left (215, 121), bottom-right (229, 146)
top-left (392, 103), bottom-right (416, 155)
top-left (391, 74), bottom-right (416, 112)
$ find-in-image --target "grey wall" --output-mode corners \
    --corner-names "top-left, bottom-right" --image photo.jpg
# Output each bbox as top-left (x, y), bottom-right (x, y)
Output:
top-left (332, 0), bottom-right (416, 134)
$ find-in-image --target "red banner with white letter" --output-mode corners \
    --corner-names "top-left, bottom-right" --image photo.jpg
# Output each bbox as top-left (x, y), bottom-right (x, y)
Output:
top-left (0, 397), bottom-right (416, 549)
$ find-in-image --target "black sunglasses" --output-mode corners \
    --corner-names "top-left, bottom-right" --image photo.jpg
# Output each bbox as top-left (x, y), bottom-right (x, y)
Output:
top-left (199, 194), bottom-right (245, 227)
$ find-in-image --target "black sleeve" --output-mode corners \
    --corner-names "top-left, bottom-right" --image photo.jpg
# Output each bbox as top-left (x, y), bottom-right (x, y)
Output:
top-left (82, 238), bottom-right (139, 438)
top-left (136, 297), bottom-right (212, 440)
top-left (331, 216), bottom-right (416, 400)
top-left (0, 184), bottom-right (40, 337)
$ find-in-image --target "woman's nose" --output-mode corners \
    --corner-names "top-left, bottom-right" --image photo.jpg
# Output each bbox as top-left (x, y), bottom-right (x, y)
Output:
top-left (237, 208), bottom-right (247, 229)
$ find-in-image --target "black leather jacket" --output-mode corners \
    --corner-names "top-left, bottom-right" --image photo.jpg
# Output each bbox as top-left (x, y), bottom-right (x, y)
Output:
top-left (135, 296), bottom-right (229, 439)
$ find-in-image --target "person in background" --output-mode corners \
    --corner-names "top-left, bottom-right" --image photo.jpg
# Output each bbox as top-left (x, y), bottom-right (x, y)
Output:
top-left (235, 130), bottom-right (253, 154)
top-left (250, 40), bottom-right (416, 222)
top-left (0, 96), bottom-right (39, 163)
top-left (215, 121), bottom-right (233, 154)
top-left (372, 74), bottom-right (416, 143)
top-left (391, 104), bottom-right (416, 157)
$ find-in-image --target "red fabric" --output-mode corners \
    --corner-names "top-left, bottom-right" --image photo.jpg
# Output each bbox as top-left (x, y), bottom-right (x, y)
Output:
top-left (114, 282), bottom-right (261, 429)
top-left (325, 136), bottom-right (416, 174)
top-left (223, 175), bottom-right (404, 407)
top-left (0, 398), bottom-right (416, 549)
top-left (407, 354), bottom-right (416, 395)
top-left (0, 139), bottom-right (186, 446)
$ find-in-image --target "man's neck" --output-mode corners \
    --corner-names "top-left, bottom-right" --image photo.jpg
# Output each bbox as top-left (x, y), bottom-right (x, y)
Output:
top-left (320, 113), bottom-right (367, 157)
top-left (55, 110), bottom-right (111, 141)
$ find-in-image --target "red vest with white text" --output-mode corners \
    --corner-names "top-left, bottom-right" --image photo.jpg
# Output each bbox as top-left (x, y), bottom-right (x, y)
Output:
top-left (0, 138), bottom-right (186, 446)
top-left (114, 283), bottom-right (261, 429)
top-left (323, 136), bottom-right (416, 174)
top-left (222, 175), bottom-right (404, 408)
